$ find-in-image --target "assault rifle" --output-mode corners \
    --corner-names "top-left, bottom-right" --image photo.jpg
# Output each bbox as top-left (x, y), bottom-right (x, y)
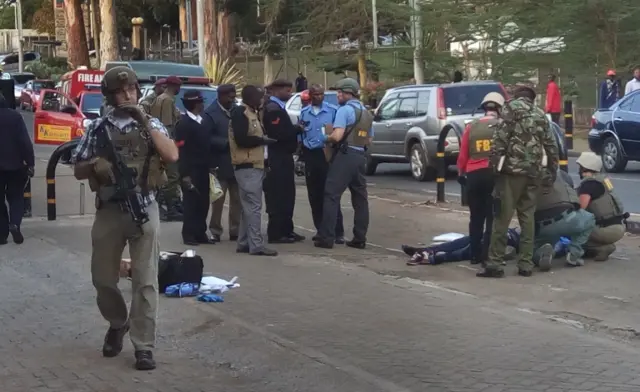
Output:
top-left (96, 125), bottom-right (150, 226)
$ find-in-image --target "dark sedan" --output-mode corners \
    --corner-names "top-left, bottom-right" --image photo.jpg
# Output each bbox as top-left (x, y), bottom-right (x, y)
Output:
top-left (588, 89), bottom-right (640, 172)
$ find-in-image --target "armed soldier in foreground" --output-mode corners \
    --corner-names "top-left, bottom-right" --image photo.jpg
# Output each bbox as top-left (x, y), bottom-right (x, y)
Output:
top-left (71, 66), bottom-right (178, 371)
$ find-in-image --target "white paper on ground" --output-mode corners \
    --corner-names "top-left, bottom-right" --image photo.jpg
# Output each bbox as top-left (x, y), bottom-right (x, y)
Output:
top-left (432, 233), bottom-right (465, 242)
top-left (200, 276), bottom-right (240, 294)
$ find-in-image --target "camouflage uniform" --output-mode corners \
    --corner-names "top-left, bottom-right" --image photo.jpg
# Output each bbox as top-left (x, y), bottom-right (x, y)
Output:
top-left (150, 91), bottom-right (182, 219)
top-left (483, 95), bottom-right (559, 276)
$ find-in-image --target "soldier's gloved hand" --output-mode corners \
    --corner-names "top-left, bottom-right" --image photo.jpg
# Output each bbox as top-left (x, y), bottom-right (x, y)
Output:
top-left (93, 157), bottom-right (113, 181)
top-left (262, 137), bottom-right (277, 145)
top-left (116, 104), bottom-right (149, 127)
top-left (457, 175), bottom-right (466, 186)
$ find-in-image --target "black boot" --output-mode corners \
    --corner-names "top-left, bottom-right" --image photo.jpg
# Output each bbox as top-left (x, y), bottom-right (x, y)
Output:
top-left (9, 224), bottom-right (23, 244)
top-left (102, 322), bottom-right (130, 357)
top-left (134, 350), bottom-right (156, 370)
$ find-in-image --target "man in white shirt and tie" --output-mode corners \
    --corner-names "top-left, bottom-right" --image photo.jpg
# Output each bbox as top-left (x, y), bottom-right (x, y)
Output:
top-left (624, 66), bottom-right (640, 95)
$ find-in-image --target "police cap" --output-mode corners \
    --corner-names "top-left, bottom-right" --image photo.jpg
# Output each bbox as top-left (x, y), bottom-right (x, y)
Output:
top-left (481, 92), bottom-right (505, 108)
top-left (101, 66), bottom-right (138, 94)
top-left (335, 78), bottom-right (359, 94)
top-left (181, 90), bottom-right (204, 103)
top-left (576, 152), bottom-right (603, 172)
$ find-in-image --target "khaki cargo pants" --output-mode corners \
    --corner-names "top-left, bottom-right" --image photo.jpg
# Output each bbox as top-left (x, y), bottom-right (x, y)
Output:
top-left (91, 200), bottom-right (160, 351)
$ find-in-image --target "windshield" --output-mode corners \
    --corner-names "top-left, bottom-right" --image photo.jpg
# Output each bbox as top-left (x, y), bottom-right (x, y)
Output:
top-left (81, 94), bottom-right (103, 112)
top-left (13, 74), bottom-right (35, 85)
top-left (442, 84), bottom-right (505, 116)
top-left (34, 81), bottom-right (55, 92)
top-left (174, 87), bottom-right (218, 113)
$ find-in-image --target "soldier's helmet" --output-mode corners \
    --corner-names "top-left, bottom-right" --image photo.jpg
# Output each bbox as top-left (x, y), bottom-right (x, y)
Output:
top-left (334, 78), bottom-right (360, 95)
top-left (101, 66), bottom-right (139, 97)
top-left (576, 152), bottom-right (603, 172)
top-left (480, 92), bottom-right (505, 109)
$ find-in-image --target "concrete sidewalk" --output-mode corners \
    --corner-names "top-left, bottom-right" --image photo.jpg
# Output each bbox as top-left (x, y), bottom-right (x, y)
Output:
top-left (4, 175), bottom-right (640, 390)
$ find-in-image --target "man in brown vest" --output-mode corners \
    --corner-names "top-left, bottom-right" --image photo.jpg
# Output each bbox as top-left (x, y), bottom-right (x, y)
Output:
top-left (314, 78), bottom-right (373, 250)
top-left (228, 85), bottom-right (278, 256)
top-left (456, 92), bottom-right (504, 265)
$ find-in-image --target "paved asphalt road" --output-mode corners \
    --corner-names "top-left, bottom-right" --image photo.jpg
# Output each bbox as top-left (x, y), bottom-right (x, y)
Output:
top-left (22, 111), bottom-right (640, 213)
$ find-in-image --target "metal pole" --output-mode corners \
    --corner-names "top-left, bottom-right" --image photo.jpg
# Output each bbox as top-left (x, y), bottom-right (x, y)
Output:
top-left (372, 0), bottom-right (378, 49)
top-left (16, 0), bottom-right (24, 73)
top-left (196, 0), bottom-right (205, 67)
top-left (186, 0), bottom-right (193, 51)
top-left (284, 30), bottom-right (289, 79)
top-left (79, 183), bottom-right (85, 215)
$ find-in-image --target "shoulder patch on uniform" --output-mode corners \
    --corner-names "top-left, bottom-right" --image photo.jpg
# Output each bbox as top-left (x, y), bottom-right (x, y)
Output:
top-left (271, 117), bottom-right (280, 125)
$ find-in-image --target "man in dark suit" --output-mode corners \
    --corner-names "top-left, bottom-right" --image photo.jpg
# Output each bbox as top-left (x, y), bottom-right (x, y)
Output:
top-left (0, 95), bottom-right (34, 244)
top-left (202, 84), bottom-right (241, 242)
top-left (174, 90), bottom-right (216, 246)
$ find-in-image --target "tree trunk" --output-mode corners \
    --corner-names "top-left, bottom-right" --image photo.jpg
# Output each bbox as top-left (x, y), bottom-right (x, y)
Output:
top-left (90, 0), bottom-right (100, 66)
top-left (203, 0), bottom-right (235, 65)
top-left (357, 41), bottom-right (368, 102)
top-left (264, 53), bottom-right (274, 85)
top-left (99, 0), bottom-right (118, 68)
top-left (63, 0), bottom-right (90, 68)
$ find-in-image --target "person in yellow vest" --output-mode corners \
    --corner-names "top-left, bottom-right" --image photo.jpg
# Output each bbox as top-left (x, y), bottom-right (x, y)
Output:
top-left (228, 85), bottom-right (278, 256)
top-left (456, 92), bottom-right (504, 265)
top-left (150, 76), bottom-right (183, 221)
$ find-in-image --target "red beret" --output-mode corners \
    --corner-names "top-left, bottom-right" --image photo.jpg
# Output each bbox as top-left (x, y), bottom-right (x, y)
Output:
top-left (154, 78), bottom-right (167, 86)
top-left (165, 76), bottom-right (182, 85)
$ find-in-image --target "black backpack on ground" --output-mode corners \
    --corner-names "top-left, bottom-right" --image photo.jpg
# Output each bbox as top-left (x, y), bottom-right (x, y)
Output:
top-left (157, 251), bottom-right (204, 293)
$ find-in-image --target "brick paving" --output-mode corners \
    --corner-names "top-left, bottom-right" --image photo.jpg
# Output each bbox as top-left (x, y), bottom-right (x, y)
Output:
top-left (1, 214), bottom-right (640, 392)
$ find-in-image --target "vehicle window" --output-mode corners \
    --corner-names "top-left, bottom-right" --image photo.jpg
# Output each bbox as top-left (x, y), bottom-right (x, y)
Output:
top-left (630, 97), bottom-right (640, 113)
top-left (40, 91), bottom-right (64, 112)
top-left (377, 98), bottom-right (399, 120)
top-left (80, 94), bottom-right (103, 112)
top-left (398, 91), bottom-right (417, 98)
top-left (24, 81), bottom-right (32, 89)
top-left (396, 97), bottom-right (418, 118)
top-left (24, 53), bottom-right (36, 62)
top-left (13, 74), bottom-right (35, 84)
top-left (323, 92), bottom-right (338, 106)
top-left (618, 96), bottom-right (635, 111)
top-left (288, 95), bottom-right (302, 111)
top-left (442, 84), bottom-right (504, 116)
top-left (416, 91), bottom-right (430, 116)
top-left (2, 55), bottom-right (17, 65)
top-left (174, 87), bottom-right (218, 113)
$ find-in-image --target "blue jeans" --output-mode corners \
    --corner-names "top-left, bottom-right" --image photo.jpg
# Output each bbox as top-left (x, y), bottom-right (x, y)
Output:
top-left (428, 228), bottom-right (520, 264)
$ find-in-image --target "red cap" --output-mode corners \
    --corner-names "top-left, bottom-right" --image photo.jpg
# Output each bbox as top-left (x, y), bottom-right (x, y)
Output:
top-left (607, 69), bottom-right (616, 76)
top-left (165, 76), bottom-right (182, 85)
top-left (300, 90), bottom-right (310, 101)
top-left (154, 78), bottom-right (167, 86)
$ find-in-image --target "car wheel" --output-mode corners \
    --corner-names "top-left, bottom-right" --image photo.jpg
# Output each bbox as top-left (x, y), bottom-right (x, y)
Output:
top-left (601, 136), bottom-right (627, 173)
top-left (409, 143), bottom-right (434, 182)
top-left (364, 154), bottom-right (378, 176)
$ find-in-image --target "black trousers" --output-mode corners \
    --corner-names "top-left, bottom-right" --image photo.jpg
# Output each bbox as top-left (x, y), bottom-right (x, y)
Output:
top-left (466, 168), bottom-right (494, 262)
top-left (181, 167), bottom-right (210, 242)
top-left (319, 149), bottom-right (369, 242)
top-left (264, 151), bottom-right (295, 240)
top-left (303, 148), bottom-right (344, 236)
top-left (0, 169), bottom-right (27, 240)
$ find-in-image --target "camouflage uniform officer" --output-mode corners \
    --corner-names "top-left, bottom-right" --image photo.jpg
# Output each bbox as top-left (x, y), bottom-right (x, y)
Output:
top-left (71, 66), bottom-right (179, 370)
top-left (140, 78), bottom-right (166, 115)
top-left (477, 85), bottom-right (559, 278)
top-left (150, 76), bottom-right (183, 221)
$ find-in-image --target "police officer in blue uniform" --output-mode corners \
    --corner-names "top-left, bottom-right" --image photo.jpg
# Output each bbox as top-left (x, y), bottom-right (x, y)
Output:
top-left (314, 78), bottom-right (374, 249)
top-left (299, 84), bottom-right (345, 243)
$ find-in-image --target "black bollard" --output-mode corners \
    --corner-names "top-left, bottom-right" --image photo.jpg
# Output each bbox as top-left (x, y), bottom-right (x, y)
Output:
top-left (23, 177), bottom-right (32, 218)
top-left (563, 100), bottom-right (573, 150)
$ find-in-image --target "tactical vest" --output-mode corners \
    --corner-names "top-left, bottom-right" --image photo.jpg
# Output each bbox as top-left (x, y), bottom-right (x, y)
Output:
top-left (536, 174), bottom-right (580, 212)
top-left (150, 93), bottom-right (180, 132)
top-left (582, 174), bottom-right (624, 222)
top-left (346, 103), bottom-right (373, 147)
top-left (467, 116), bottom-right (497, 160)
top-left (229, 104), bottom-right (265, 169)
top-left (93, 120), bottom-right (167, 201)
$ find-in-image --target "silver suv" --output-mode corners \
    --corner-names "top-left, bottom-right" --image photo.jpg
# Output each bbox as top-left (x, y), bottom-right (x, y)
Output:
top-left (368, 81), bottom-right (507, 181)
